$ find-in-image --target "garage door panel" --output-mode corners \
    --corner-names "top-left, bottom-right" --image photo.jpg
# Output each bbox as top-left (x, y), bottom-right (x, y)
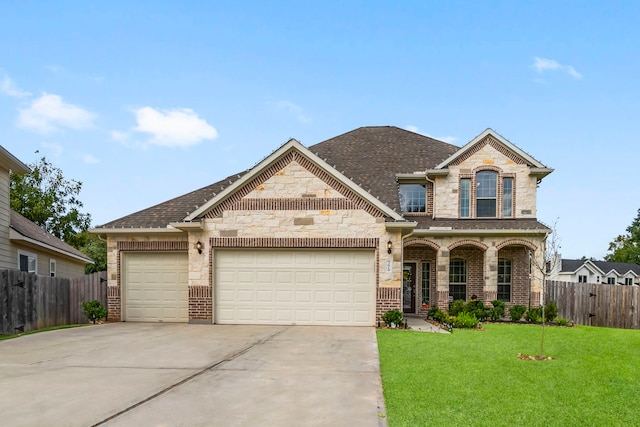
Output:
top-left (215, 249), bottom-right (375, 326)
top-left (124, 252), bottom-right (188, 323)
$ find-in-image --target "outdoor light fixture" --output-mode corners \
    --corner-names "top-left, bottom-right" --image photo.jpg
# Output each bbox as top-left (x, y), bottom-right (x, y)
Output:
top-left (387, 240), bottom-right (393, 254)
top-left (196, 241), bottom-right (203, 254)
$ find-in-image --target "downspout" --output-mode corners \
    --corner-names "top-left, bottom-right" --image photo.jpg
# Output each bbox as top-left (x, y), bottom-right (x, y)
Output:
top-left (425, 173), bottom-right (436, 219)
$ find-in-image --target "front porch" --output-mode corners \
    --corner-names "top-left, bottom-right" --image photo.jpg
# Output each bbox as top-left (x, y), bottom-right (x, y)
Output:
top-left (402, 237), bottom-right (542, 315)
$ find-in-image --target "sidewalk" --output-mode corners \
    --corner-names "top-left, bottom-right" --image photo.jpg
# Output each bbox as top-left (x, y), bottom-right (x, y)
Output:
top-left (405, 316), bottom-right (450, 334)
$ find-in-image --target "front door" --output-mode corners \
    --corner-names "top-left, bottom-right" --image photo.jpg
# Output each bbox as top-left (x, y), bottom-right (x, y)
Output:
top-left (403, 263), bottom-right (416, 313)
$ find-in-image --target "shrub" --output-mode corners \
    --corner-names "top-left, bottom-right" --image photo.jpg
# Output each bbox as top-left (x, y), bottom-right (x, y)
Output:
top-left (525, 306), bottom-right (543, 323)
top-left (490, 300), bottom-right (506, 321)
top-left (465, 300), bottom-right (488, 321)
top-left (556, 317), bottom-right (570, 327)
top-left (81, 300), bottom-right (107, 324)
top-left (452, 312), bottom-right (479, 329)
top-left (545, 301), bottom-right (558, 323)
top-left (381, 309), bottom-right (404, 328)
top-left (509, 304), bottom-right (526, 322)
top-left (449, 299), bottom-right (466, 317)
top-left (426, 306), bottom-right (440, 320)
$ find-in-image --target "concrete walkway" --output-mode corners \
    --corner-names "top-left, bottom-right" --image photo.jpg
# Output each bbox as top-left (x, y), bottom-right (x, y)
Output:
top-left (405, 316), bottom-right (450, 333)
top-left (0, 323), bottom-right (387, 427)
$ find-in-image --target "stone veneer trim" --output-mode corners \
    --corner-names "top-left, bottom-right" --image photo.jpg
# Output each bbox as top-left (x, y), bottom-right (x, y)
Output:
top-left (209, 237), bottom-right (379, 249)
top-left (448, 239), bottom-right (489, 251)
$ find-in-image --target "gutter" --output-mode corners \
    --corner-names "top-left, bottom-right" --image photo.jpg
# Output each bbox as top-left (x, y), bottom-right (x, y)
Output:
top-left (89, 227), bottom-right (184, 234)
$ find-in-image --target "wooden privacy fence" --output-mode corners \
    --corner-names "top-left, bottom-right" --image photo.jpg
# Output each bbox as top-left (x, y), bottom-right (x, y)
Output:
top-left (0, 270), bottom-right (107, 335)
top-left (545, 280), bottom-right (639, 329)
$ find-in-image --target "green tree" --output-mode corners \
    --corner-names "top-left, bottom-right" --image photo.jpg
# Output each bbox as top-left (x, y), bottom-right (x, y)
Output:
top-left (10, 156), bottom-right (91, 247)
top-left (606, 209), bottom-right (640, 265)
top-left (74, 231), bottom-right (107, 273)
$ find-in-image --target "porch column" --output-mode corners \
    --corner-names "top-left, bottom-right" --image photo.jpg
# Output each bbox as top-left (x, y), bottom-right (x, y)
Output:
top-left (484, 246), bottom-right (498, 303)
top-left (436, 248), bottom-right (450, 310)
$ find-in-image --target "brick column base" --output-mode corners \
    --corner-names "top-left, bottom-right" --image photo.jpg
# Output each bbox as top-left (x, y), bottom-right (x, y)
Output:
top-left (189, 286), bottom-right (212, 323)
top-left (376, 287), bottom-right (401, 325)
top-left (107, 286), bottom-right (121, 321)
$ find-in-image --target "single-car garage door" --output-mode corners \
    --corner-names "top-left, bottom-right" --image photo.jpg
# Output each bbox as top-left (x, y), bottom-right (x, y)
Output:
top-left (123, 252), bottom-right (189, 322)
top-left (215, 249), bottom-right (375, 326)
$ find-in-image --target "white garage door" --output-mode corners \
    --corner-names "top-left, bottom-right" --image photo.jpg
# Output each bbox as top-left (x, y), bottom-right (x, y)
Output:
top-left (123, 252), bottom-right (189, 322)
top-left (215, 249), bottom-right (375, 326)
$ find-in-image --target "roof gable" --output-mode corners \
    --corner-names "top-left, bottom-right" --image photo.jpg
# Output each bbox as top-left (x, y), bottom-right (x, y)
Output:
top-left (435, 129), bottom-right (550, 171)
top-left (185, 138), bottom-right (404, 221)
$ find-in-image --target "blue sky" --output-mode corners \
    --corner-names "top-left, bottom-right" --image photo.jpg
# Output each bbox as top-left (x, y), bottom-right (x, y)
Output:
top-left (1, 1), bottom-right (638, 259)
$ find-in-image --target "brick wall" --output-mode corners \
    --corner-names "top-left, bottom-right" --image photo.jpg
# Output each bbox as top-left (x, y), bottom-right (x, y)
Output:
top-left (376, 287), bottom-right (401, 325)
top-left (189, 286), bottom-right (212, 321)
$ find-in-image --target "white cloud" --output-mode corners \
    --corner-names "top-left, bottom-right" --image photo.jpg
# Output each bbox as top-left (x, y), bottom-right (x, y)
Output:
top-left (0, 73), bottom-right (30, 98)
top-left (533, 57), bottom-right (582, 79)
top-left (18, 93), bottom-right (96, 133)
top-left (132, 107), bottom-right (218, 148)
top-left (276, 100), bottom-right (311, 123)
top-left (405, 125), bottom-right (420, 133)
top-left (82, 154), bottom-right (100, 164)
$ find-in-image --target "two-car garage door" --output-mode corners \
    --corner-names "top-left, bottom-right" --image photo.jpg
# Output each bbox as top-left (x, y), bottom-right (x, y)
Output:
top-left (122, 249), bottom-right (376, 326)
top-left (215, 249), bottom-right (375, 326)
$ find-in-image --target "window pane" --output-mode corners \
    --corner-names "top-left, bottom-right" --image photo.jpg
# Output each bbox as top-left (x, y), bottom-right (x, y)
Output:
top-left (399, 184), bottom-right (426, 213)
top-left (449, 259), bottom-right (467, 301)
top-left (460, 179), bottom-right (470, 217)
top-left (477, 199), bottom-right (496, 217)
top-left (503, 178), bottom-right (513, 217)
top-left (476, 171), bottom-right (497, 197)
top-left (421, 262), bottom-right (430, 304)
top-left (497, 259), bottom-right (512, 302)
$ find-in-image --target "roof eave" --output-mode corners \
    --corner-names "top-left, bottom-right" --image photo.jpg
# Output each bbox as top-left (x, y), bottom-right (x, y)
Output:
top-left (10, 229), bottom-right (93, 264)
top-left (0, 146), bottom-right (30, 174)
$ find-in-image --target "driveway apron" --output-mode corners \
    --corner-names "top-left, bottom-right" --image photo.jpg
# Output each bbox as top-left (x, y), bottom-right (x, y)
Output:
top-left (0, 323), bottom-right (387, 427)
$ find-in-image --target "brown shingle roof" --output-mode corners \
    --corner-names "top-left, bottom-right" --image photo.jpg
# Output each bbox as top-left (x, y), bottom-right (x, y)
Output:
top-left (310, 126), bottom-right (459, 212)
top-left (99, 172), bottom-right (248, 228)
top-left (10, 210), bottom-right (93, 262)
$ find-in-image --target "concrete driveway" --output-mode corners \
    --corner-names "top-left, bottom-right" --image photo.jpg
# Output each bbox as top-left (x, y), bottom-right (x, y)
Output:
top-left (0, 323), bottom-right (387, 427)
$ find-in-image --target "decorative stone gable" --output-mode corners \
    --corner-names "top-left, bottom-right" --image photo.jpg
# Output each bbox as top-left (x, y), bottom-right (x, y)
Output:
top-left (448, 135), bottom-right (529, 166)
top-left (203, 149), bottom-right (387, 218)
top-left (245, 161), bottom-right (344, 199)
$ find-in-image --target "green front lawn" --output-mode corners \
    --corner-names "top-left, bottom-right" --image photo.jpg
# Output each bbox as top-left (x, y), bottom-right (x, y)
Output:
top-left (377, 324), bottom-right (640, 426)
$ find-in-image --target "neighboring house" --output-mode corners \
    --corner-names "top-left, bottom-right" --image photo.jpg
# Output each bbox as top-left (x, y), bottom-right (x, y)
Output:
top-left (93, 126), bottom-right (553, 326)
top-left (0, 146), bottom-right (93, 277)
top-left (549, 255), bottom-right (640, 286)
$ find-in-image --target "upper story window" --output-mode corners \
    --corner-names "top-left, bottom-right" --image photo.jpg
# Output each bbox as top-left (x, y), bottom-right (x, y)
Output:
top-left (624, 278), bottom-right (633, 286)
top-left (476, 171), bottom-right (497, 217)
top-left (459, 170), bottom-right (515, 218)
top-left (399, 184), bottom-right (426, 213)
top-left (578, 275), bottom-right (587, 283)
top-left (503, 177), bottom-right (513, 218)
top-left (607, 277), bottom-right (616, 284)
top-left (19, 251), bottom-right (37, 274)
